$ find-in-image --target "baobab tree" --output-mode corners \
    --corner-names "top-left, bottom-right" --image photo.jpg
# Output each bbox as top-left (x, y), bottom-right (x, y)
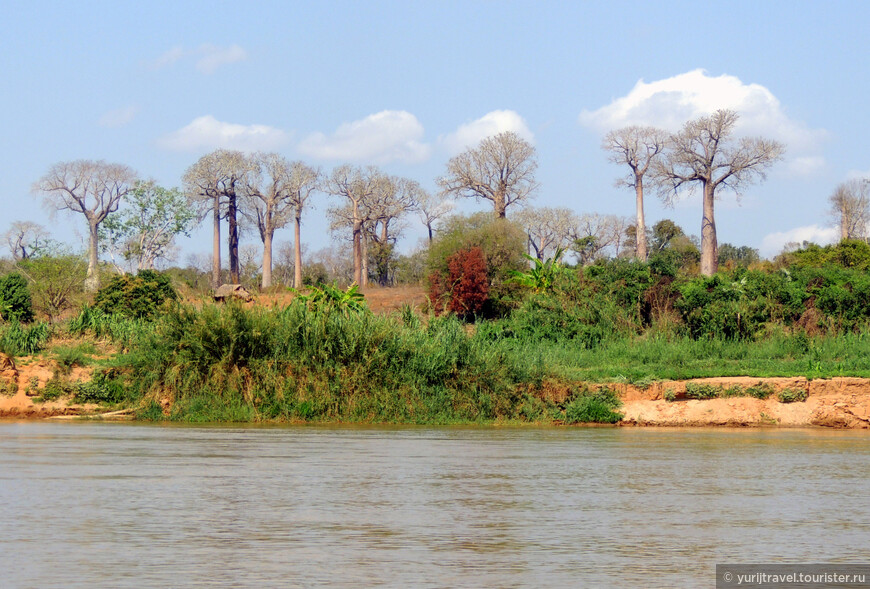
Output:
top-left (324, 165), bottom-right (385, 286)
top-left (4, 221), bottom-right (48, 261)
top-left (438, 131), bottom-right (539, 218)
top-left (602, 126), bottom-right (668, 261)
top-left (364, 176), bottom-right (422, 285)
top-left (513, 206), bottom-right (579, 260)
top-left (33, 160), bottom-right (137, 291)
top-left (243, 154), bottom-right (320, 288)
top-left (655, 109), bottom-right (784, 276)
top-left (829, 179), bottom-right (870, 241)
top-left (416, 189), bottom-right (453, 244)
top-left (183, 149), bottom-right (249, 288)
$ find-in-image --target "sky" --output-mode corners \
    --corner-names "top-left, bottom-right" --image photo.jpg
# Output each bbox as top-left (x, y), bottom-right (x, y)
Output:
top-left (3, 0), bottom-right (869, 266)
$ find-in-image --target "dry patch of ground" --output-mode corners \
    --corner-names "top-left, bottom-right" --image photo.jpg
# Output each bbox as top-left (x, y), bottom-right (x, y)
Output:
top-left (613, 377), bottom-right (870, 428)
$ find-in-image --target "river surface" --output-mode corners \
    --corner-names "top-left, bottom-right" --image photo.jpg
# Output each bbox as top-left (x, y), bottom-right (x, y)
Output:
top-left (1, 423), bottom-right (869, 588)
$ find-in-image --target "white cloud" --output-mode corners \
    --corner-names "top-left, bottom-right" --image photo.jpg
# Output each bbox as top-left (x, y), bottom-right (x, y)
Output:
top-left (98, 105), bottom-right (139, 128)
top-left (579, 70), bottom-right (827, 173)
top-left (159, 115), bottom-right (289, 152)
top-left (149, 46), bottom-right (185, 70)
top-left (195, 44), bottom-right (247, 74)
top-left (788, 156), bottom-right (827, 176)
top-left (760, 224), bottom-right (838, 257)
top-left (846, 168), bottom-right (870, 181)
top-left (440, 110), bottom-right (534, 154)
top-left (297, 110), bottom-right (430, 164)
top-left (148, 44), bottom-right (247, 74)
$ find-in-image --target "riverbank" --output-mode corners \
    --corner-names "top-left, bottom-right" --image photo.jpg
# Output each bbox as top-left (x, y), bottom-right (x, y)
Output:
top-left (4, 370), bottom-right (870, 428)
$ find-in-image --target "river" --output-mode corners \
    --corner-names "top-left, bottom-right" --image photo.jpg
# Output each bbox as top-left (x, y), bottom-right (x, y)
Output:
top-left (1, 423), bottom-right (868, 588)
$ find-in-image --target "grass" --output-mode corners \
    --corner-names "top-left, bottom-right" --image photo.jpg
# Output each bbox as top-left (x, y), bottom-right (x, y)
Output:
top-left (496, 331), bottom-right (870, 382)
top-left (8, 293), bottom-right (870, 423)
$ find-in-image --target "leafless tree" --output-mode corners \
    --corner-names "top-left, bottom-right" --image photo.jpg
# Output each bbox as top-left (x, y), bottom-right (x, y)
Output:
top-left (416, 189), bottom-right (453, 244)
top-left (324, 165), bottom-right (386, 286)
top-left (571, 213), bottom-right (632, 264)
top-left (183, 149), bottom-right (250, 288)
top-left (603, 126), bottom-right (668, 261)
top-left (829, 179), bottom-right (870, 241)
top-left (243, 154), bottom-right (321, 288)
top-left (33, 160), bottom-right (137, 291)
top-left (512, 206), bottom-right (579, 260)
top-left (438, 131), bottom-right (539, 218)
top-left (654, 109), bottom-right (784, 276)
top-left (4, 221), bottom-right (49, 261)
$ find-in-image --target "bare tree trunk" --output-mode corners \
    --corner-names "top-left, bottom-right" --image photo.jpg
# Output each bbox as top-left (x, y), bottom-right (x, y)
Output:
top-left (294, 213), bottom-right (303, 289)
top-left (360, 231), bottom-right (369, 287)
top-left (261, 229), bottom-right (273, 289)
top-left (635, 179), bottom-right (648, 261)
top-left (494, 191), bottom-right (507, 218)
top-left (426, 222), bottom-right (434, 245)
top-left (85, 221), bottom-right (100, 293)
top-left (700, 182), bottom-right (718, 276)
top-left (352, 219), bottom-right (362, 285)
top-left (212, 197), bottom-right (221, 289)
top-left (228, 192), bottom-right (240, 284)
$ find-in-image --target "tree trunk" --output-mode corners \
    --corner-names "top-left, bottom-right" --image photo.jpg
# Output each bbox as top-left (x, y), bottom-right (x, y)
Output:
top-left (352, 218), bottom-right (362, 286)
top-left (212, 197), bottom-right (221, 290)
top-left (494, 191), bottom-right (507, 218)
top-left (635, 179), bottom-right (648, 262)
top-left (426, 222), bottom-right (434, 244)
top-left (360, 230), bottom-right (369, 287)
top-left (294, 213), bottom-right (303, 289)
top-left (84, 221), bottom-right (100, 293)
top-left (227, 192), bottom-right (240, 284)
top-left (700, 181), bottom-right (718, 276)
top-left (261, 228), bottom-right (273, 289)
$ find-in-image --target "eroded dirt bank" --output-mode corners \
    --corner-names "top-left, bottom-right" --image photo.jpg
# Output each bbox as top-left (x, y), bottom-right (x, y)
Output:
top-left (612, 377), bottom-right (870, 428)
top-left (4, 352), bottom-right (870, 427)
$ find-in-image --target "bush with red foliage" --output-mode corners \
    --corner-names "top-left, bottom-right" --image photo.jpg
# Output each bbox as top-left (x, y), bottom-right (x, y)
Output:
top-left (447, 246), bottom-right (489, 319)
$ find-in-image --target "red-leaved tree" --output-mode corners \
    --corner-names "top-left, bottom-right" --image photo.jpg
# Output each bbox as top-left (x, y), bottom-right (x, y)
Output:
top-left (447, 246), bottom-right (489, 319)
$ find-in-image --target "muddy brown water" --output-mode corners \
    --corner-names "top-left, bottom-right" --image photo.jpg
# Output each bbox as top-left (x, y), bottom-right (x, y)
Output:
top-left (1, 423), bottom-right (869, 588)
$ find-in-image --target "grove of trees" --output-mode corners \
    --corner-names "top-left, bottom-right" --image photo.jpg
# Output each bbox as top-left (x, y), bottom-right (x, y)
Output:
top-left (8, 106), bottom-right (867, 307)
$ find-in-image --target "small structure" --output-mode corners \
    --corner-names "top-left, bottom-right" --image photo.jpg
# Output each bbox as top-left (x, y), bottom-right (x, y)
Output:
top-left (213, 284), bottom-right (253, 303)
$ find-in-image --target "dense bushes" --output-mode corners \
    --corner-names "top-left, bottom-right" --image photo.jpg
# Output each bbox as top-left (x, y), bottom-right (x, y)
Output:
top-left (0, 273), bottom-right (34, 323)
top-left (93, 270), bottom-right (178, 319)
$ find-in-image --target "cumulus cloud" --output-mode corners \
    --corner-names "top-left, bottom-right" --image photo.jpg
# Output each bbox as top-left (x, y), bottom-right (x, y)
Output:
top-left (440, 110), bottom-right (534, 154)
top-left (148, 44), bottom-right (247, 74)
top-left (760, 224), bottom-right (838, 258)
top-left (98, 105), bottom-right (139, 128)
top-left (579, 70), bottom-right (827, 172)
top-left (159, 115), bottom-right (289, 152)
top-left (297, 110), bottom-right (430, 164)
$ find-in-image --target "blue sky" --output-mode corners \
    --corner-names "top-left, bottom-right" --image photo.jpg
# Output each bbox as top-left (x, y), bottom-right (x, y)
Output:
top-left (3, 0), bottom-right (869, 265)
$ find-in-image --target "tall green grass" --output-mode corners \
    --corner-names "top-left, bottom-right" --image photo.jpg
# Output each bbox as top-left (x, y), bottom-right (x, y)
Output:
top-left (0, 321), bottom-right (50, 356)
top-left (121, 302), bottom-right (553, 424)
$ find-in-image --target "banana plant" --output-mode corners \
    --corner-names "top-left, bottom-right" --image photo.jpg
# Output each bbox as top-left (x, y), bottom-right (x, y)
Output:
top-left (509, 247), bottom-right (566, 292)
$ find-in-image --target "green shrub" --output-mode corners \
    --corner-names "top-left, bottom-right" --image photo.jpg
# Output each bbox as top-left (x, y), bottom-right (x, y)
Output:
top-left (777, 388), bottom-right (808, 403)
top-left (0, 273), bottom-right (34, 323)
top-left (684, 382), bottom-right (721, 400)
top-left (745, 382), bottom-right (774, 399)
top-left (0, 379), bottom-right (16, 397)
top-left (564, 388), bottom-right (623, 424)
top-left (93, 270), bottom-right (177, 319)
top-left (38, 377), bottom-right (75, 402)
top-left (74, 372), bottom-right (127, 404)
